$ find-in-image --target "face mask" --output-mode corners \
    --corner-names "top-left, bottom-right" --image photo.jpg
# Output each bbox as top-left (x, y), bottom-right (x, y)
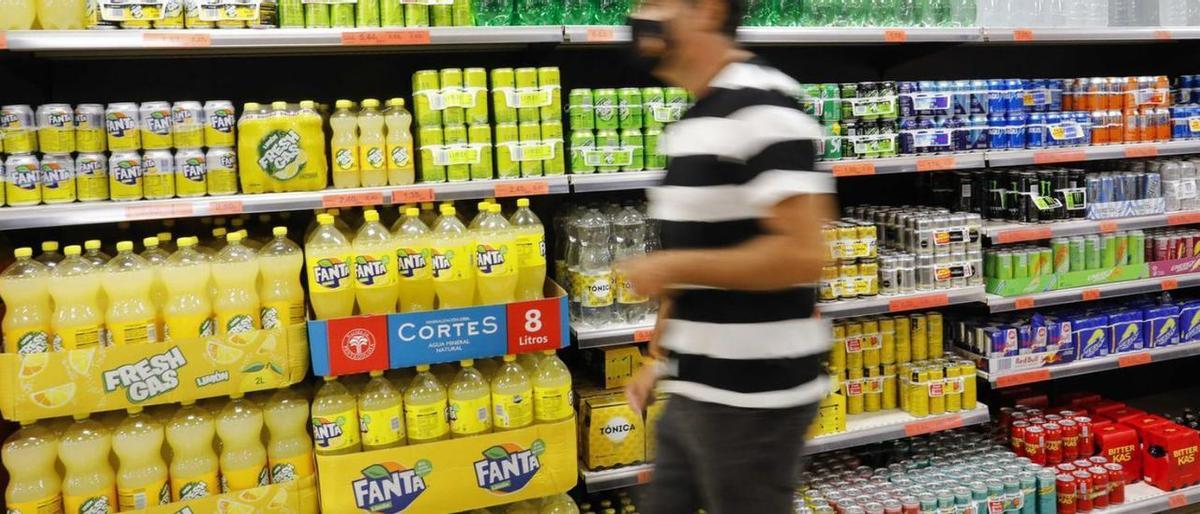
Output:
top-left (627, 16), bottom-right (668, 74)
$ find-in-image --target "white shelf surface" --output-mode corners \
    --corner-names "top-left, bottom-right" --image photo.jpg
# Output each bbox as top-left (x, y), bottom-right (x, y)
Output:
top-left (984, 210), bottom-right (1200, 244)
top-left (1091, 477), bottom-right (1200, 513)
top-left (979, 342), bottom-right (1200, 388)
top-left (569, 171), bottom-right (666, 193)
top-left (984, 141), bottom-right (1200, 168)
top-left (982, 26), bottom-right (1200, 42)
top-left (572, 321), bottom-right (656, 349)
top-left (817, 152), bottom-right (986, 176)
top-left (984, 272), bottom-right (1200, 313)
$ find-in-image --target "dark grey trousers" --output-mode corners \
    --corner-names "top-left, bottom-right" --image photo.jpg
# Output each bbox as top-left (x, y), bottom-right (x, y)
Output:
top-left (642, 395), bottom-right (818, 514)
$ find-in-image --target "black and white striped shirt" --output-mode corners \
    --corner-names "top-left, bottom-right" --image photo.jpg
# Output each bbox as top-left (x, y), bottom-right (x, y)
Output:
top-left (648, 59), bottom-right (834, 409)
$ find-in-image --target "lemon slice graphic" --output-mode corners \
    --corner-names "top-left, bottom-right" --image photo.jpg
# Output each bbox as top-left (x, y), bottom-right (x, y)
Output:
top-left (206, 341), bottom-right (245, 365)
top-left (30, 383), bottom-right (76, 409)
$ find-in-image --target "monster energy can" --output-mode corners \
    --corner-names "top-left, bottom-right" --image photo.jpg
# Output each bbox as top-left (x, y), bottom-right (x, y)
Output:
top-left (644, 126), bottom-right (666, 170)
top-left (468, 124), bottom-right (492, 181)
top-left (570, 130), bottom-right (596, 174)
top-left (620, 128), bottom-right (644, 172)
top-left (491, 68), bottom-right (517, 124)
top-left (418, 125), bottom-right (445, 183)
top-left (541, 120), bottom-right (565, 175)
top-left (494, 122), bottom-right (519, 178)
top-left (569, 89), bottom-right (595, 131)
top-left (664, 87), bottom-right (689, 121)
top-left (518, 121), bottom-right (542, 177)
top-left (618, 88), bottom-right (644, 130)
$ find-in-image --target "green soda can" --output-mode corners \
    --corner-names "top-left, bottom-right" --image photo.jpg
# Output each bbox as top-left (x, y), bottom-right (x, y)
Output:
top-left (468, 124), bottom-right (492, 181)
top-left (570, 130), bottom-right (595, 174)
top-left (984, 251), bottom-right (997, 277)
top-left (541, 120), bottom-right (565, 176)
top-left (1101, 234), bottom-right (1116, 268)
top-left (412, 70), bottom-right (442, 128)
top-left (464, 67), bottom-right (490, 126)
top-left (405, 4), bottom-right (428, 26)
top-left (825, 121), bottom-right (842, 160)
top-left (1085, 235), bottom-right (1101, 270)
top-left (356, 0), bottom-right (380, 26)
top-left (305, 3), bottom-right (330, 27)
top-left (822, 83), bottom-right (842, 123)
top-left (594, 89), bottom-right (619, 130)
top-left (518, 121), bottom-right (543, 177)
top-left (1069, 236), bottom-right (1085, 271)
top-left (1129, 230), bottom-right (1146, 264)
top-left (538, 67), bottom-right (562, 122)
top-left (800, 84), bottom-right (821, 117)
top-left (431, 3), bottom-right (452, 25)
top-left (491, 68), bottom-right (517, 124)
top-left (440, 68), bottom-right (465, 126)
top-left (644, 126), bottom-right (665, 170)
top-left (1028, 248), bottom-right (1043, 277)
top-left (380, 0), bottom-right (403, 25)
top-left (418, 125), bottom-right (445, 183)
top-left (1114, 231), bottom-right (1129, 266)
top-left (1051, 238), bottom-right (1070, 274)
top-left (494, 122), bottom-right (519, 178)
top-left (641, 87), bottom-right (665, 128)
top-left (595, 129), bottom-right (620, 173)
top-left (620, 128), bottom-right (644, 172)
top-left (443, 123), bottom-right (470, 182)
top-left (568, 89), bottom-right (595, 131)
top-left (515, 68), bottom-right (540, 123)
top-left (664, 87), bottom-right (689, 122)
top-left (331, 3), bottom-right (355, 27)
top-left (279, 0), bottom-right (304, 27)
top-left (1012, 250), bottom-right (1029, 279)
top-left (452, 0), bottom-right (472, 25)
top-left (1039, 248), bottom-right (1053, 276)
top-left (618, 88), bottom-right (644, 130)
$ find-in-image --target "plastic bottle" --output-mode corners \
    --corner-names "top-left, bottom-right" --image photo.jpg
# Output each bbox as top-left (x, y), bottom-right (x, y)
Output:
top-left (532, 351), bottom-right (573, 424)
top-left (491, 354), bottom-right (533, 431)
top-left (331, 100), bottom-right (361, 189)
top-left (357, 99), bottom-right (388, 187)
top-left (469, 201), bottom-right (492, 230)
top-left (541, 494), bottom-right (582, 514)
top-left (312, 377), bottom-right (362, 455)
top-left (577, 209), bottom-right (615, 327)
top-left (307, 213), bottom-right (355, 319)
top-left (3, 421), bottom-right (62, 514)
top-left (216, 394), bottom-right (269, 492)
top-left (0, 0), bottom-right (36, 29)
top-left (405, 364), bottom-right (450, 443)
top-left (393, 207), bottom-right (437, 313)
top-left (359, 370), bottom-right (406, 450)
top-left (83, 240), bottom-right (111, 266)
top-left (142, 236), bottom-right (171, 338)
top-left (36, 241), bottom-right (64, 269)
top-left (431, 205), bottom-right (478, 309)
top-left (263, 388), bottom-right (317, 513)
top-left (297, 101), bottom-right (329, 191)
top-left (166, 401), bottom-right (220, 501)
top-left (113, 407), bottom-right (170, 510)
top-left (385, 98), bottom-right (416, 185)
top-left (418, 202), bottom-right (438, 227)
top-left (61, 415), bottom-right (117, 514)
top-left (103, 241), bottom-right (158, 345)
top-left (49, 245), bottom-right (105, 351)
top-left (449, 359), bottom-right (492, 438)
top-left (156, 232), bottom-right (175, 253)
top-left (509, 198), bottom-right (547, 301)
top-left (162, 237), bottom-right (214, 341)
top-left (258, 227), bottom-right (306, 329)
top-left (353, 209), bottom-right (399, 315)
top-left (237, 103), bottom-right (269, 190)
top-left (212, 232), bottom-right (261, 335)
top-left (612, 207), bottom-right (650, 324)
top-left (475, 204), bottom-right (519, 305)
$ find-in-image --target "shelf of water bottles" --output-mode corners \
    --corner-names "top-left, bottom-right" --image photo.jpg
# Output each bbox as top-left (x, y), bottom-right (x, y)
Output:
top-left (565, 87), bottom-right (685, 176)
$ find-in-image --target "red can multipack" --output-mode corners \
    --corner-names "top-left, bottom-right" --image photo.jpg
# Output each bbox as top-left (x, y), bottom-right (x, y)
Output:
top-left (1090, 399), bottom-right (1127, 419)
top-left (1109, 407), bottom-right (1148, 426)
top-left (1143, 424), bottom-right (1200, 491)
top-left (1128, 415), bottom-right (1173, 442)
top-left (1095, 424), bottom-right (1141, 483)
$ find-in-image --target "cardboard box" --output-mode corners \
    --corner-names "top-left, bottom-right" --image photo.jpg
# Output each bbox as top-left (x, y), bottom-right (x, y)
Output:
top-left (645, 392), bottom-right (669, 461)
top-left (808, 392), bottom-right (847, 438)
top-left (582, 345), bottom-right (643, 390)
top-left (1109, 309), bottom-right (1145, 353)
top-left (581, 391), bottom-right (645, 470)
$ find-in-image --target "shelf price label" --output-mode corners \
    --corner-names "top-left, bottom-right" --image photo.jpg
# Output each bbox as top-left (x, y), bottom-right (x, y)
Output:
top-left (206, 199), bottom-right (244, 215)
top-left (1168, 212), bottom-right (1200, 226)
top-left (1156, 29), bottom-right (1173, 40)
top-left (1118, 352), bottom-right (1152, 368)
top-left (321, 191), bottom-right (384, 208)
top-left (831, 162), bottom-right (876, 177)
top-left (1098, 220), bottom-right (1118, 233)
top-left (916, 155), bottom-right (956, 172)
top-left (392, 187), bottom-right (436, 204)
top-left (587, 27), bottom-right (616, 42)
top-left (633, 328), bottom-right (655, 343)
top-left (1033, 149), bottom-right (1087, 164)
top-left (1124, 144), bottom-right (1159, 158)
top-left (904, 414), bottom-right (963, 437)
top-left (1169, 493), bottom-right (1188, 509)
top-left (995, 368), bottom-right (1051, 388)
top-left (125, 202), bottom-right (195, 220)
top-left (883, 29), bottom-right (908, 42)
top-left (888, 293), bottom-right (949, 313)
top-left (495, 180), bottom-right (550, 198)
top-left (1163, 278), bottom-right (1180, 291)
top-left (341, 29), bottom-right (431, 46)
top-left (636, 468), bottom-right (654, 485)
top-left (1081, 288), bottom-right (1102, 301)
top-left (1014, 297), bottom-right (1035, 310)
top-left (0, 32), bottom-right (7, 50)
top-left (1013, 29), bottom-right (1035, 41)
top-left (142, 31), bottom-right (212, 48)
top-left (994, 226), bottom-right (1053, 244)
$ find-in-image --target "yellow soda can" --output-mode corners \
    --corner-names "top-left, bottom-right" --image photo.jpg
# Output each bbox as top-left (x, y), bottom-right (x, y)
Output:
top-left (74, 104), bottom-right (108, 153)
top-left (171, 101), bottom-right (205, 149)
top-left (184, 0), bottom-right (214, 27)
top-left (76, 153), bottom-right (110, 202)
top-left (1, 105), bottom-right (37, 154)
top-left (5, 154), bottom-right (42, 206)
top-left (143, 149), bottom-right (176, 200)
top-left (109, 151), bottom-right (145, 201)
top-left (203, 100), bottom-right (237, 147)
top-left (106, 102), bottom-right (142, 151)
top-left (174, 148), bottom-right (208, 198)
top-left (40, 154), bottom-right (76, 204)
top-left (139, 101), bottom-right (174, 150)
top-left (205, 146), bottom-right (238, 195)
top-left (156, 0), bottom-right (185, 27)
top-left (36, 103), bottom-right (76, 154)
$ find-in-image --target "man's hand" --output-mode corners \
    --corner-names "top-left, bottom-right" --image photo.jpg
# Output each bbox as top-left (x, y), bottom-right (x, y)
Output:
top-left (626, 361), bottom-right (660, 414)
top-left (617, 252), bottom-right (679, 298)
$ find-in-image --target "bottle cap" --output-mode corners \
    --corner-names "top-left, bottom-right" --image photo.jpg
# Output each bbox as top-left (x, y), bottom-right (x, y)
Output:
top-left (362, 98), bottom-right (380, 108)
top-left (517, 198), bottom-right (530, 207)
top-left (461, 359), bottom-right (474, 367)
top-left (85, 240), bottom-right (101, 250)
top-left (41, 241), bottom-right (58, 252)
top-left (179, 237), bottom-right (195, 247)
top-left (13, 247), bottom-right (31, 258)
top-left (213, 227), bottom-right (227, 237)
top-left (405, 207), bottom-right (419, 217)
top-left (227, 232), bottom-right (244, 243)
top-left (440, 205), bottom-right (456, 216)
top-left (323, 376), bottom-right (337, 382)
top-left (273, 226), bottom-right (288, 236)
top-left (388, 98), bottom-right (406, 107)
top-left (64, 245), bottom-right (81, 256)
top-left (421, 202), bottom-right (433, 209)
top-left (503, 354), bottom-right (516, 362)
top-left (543, 350), bottom-right (555, 356)
top-left (489, 204), bottom-right (502, 213)
top-left (143, 236), bottom-right (158, 248)
top-left (157, 232), bottom-right (172, 243)
top-left (72, 413), bottom-right (88, 421)
top-left (318, 213), bottom-right (334, 225)
top-left (416, 364), bottom-right (431, 372)
top-left (128, 405), bottom-right (143, 414)
top-left (370, 370), bottom-right (384, 377)
top-left (477, 201), bottom-right (490, 211)
top-left (116, 241), bottom-right (133, 252)
top-left (335, 99), bottom-right (354, 109)
top-left (272, 101), bottom-right (287, 109)
top-left (230, 392), bottom-right (244, 399)
top-left (364, 209), bottom-right (380, 222)
top-left (300, 100), bottom-right (315, 109)
top-left (244, 102), bottom-right (261, 110)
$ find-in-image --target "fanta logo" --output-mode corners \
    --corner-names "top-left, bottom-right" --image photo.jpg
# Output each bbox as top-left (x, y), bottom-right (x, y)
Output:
top-left (473, 441), bottom-right (544, 494)
top-left (257, 129), bottom-right (303, 179)
top-left (77, 159), bottom-right (103, 177)
top-left (475, 245), bottom-right (507, 274)
top-left (341, 327), bottom-right (377, 361)
top-left (219, 152), bottom-right (236, 169)
top-left (171, 109), bottom-right (194, 125)
top-left (182, 158), bottom-right (206, 182)
top-left (312, 416), bottom-right (348, 447)
top-left (211, 110), bottom-right (235, 133)
top-left (0, 112), bottom-right (20, 128)
top-left (113, 161), bottom-right (142, 186)
top-left (178, 480), bottom-right (210, 500)
top-left (352, 461), bottom-right (432, 513)
top-left (397, 249), bottom-right (428, 277)
top-left (106, 113), bottom-right (137, 137)
top-left (354, 255), bottom-right (390, 286)
top-left (47, 112), bottom-right (72, 128)
top-left (272, 463), bottom-right (297, 483)
top-left (10, 165), bottom-right (38, 190)
top-left (313, 258), bottom-right (350, 289)
top-left (102, 346), bottom-right (186, 402)
top-left (147, 112), bottom-right (171, 135)
top-left (431, 250), bottom-right (453, 278)
top-left (16, 331), bottom-right (49, 354)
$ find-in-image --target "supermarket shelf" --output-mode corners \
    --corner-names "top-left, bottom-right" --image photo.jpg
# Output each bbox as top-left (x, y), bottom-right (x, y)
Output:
top-left (572, 321), bottom-right (655, 349)
top-left (569, 171), bottom-right (666, 193)
top-left (984, 141), bottom-right (1200, 168)
top-left (817, 152), bottom-right (986, 176)
top-left (982, 26), bottom-right (1200, 43)
top-left (983, 272), bottom-right (1200, 313)
top-left (562, 25), bottom-right (632, 44)
top-left (579, 402), bottom-right (991, 493)
top-left (981, 342), bottom-right (1200, 388)
top-left (984, 210), bottom-right (1200, 244)
top-left (563, 26), bottom-right (984, 45)
top-left (1095, 481), bottom-right (1200, 513)
top-left (0, 176), bottom-right (569, 229)
top-left (818, 286), bottom-right (987, 319)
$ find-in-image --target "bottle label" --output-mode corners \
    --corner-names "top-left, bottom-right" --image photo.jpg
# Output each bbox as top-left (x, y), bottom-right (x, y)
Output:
top-left (165, 314), bottom-right (215, 341)
top-left (118, 479), bottom-right (170, 510)
top-left (515, 233), bottom-right (547, 267)
top-left (333, 146), bottom-right (358, 172)
top-left (354, 251), bottom-right (397, 289)
top-left (449, 395), bottom-right (492, 436)
top-left (492, 391), bottom-right (534, 430)
top-left (218, 310), bottom-right (258, 335)
top-left (308, 255), bottom-right (353, 291)
top-left (579, 272), bottom-right (614, 308)
top-left (363, 144), bottom-right (386, 171)
top-left (108, 318), bottom-right (157, 345)
top-left (397, 247), bottom-right (432, 280)
top-left (64, 488), bottom-right (116, 514)
top-left (390, 143), bottom-right (414, 169)
top-left (474, 241), bottom-right (515, 276)
top-left (220, 464), bottom-right (269, 493)
top-left (7, 493), bottom-right (63, 514)
top-left (312, 409), bottom-right (361, 453)
top-left (533, 383), bottom-right (574, 422)
top-left (430, 244), bottom-right (472, 281)
top-left (54, 323), bottom-right (105, 350)
top-left (404, 400), bottom-right (449, 442)
top-left (360, 405), bottom-right (404, 448)
top-left (261, 301), bottom-right (306, 329)
top-left (6, 328), bottom-right (51, 354)
top-left (614, 269), bottom-right (648, 305)
top-left (270, 452), bottom-right (316, 484)
top-left (171, 471), bottom-right (219, 501)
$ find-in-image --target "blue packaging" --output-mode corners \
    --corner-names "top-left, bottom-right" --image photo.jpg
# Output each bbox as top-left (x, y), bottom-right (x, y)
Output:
top-left (1026, 112), bottom-right (1046, 148)
top-left (987, 79), bottom-right (1007, 114)
top-left (986, 325), bottom-right (1019, 357)
top-left (1045, 111), bottom-right (1063, 147)
top-left (970, 79), bottom-right (988, 114)
top-left (1071, 314), bottom-right (1110, 359)
top-left (1179, 301), bottom-right (1200, 343)
top-left (1006, 112), bottom-right (1027, 150)
top-left (1144, 305), bottom-right (1180, 348)
top-left (1099, 176), bottom-right (1114, 203)
top-left (898, 117), bottom-right (917, 155)
top-left (917, 81), bottom-right (937, 115)
top-left (969, 114), bottom-right (989, 150)
top-left (1075, 111), bottom-right (1092, 146)
top-left (988, 113), bottom-right (1009, 150)
top-left (948, 115), bottom-right (968, 152)
top-left (1006, 78), bottom-right (1025, 113)
top-left (1047, 318), bottom-right (1078, 363)
top-left (899, 81), bottom-right (917, 117)
top-left (1109, 309), bottom-right (1145, 353)
top-left (953, 80), bottom-right (971, 115)
top-left (1048, 79), bottom-right (1064, 111)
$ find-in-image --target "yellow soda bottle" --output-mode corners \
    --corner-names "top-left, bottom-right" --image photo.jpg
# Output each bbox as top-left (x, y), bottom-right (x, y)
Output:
top-left (36, 241), bottom-right (64, 269)
top-left (431, 205), bottom-right (477, 309)
top-left (83, 240), bottom-right (111, 266)
top-left (3, 421), bottom-right (63, 514)
top-left (142, 236), bottom-right (171, 338)
top-left (311, 377), bottom-right (362, 456)
top-left (0, 247), bottom-right (52, 354)
top-left (353, 209), bottom-right (399, 315)
top-left (393, 207), bottom-right (436, 313)
top-left (162, 237), bottom-right (214, 340)
top-left (297, 100), bottom-right (329, 191)
top-left (542, 494), bottom-right (582, 514)
top-left (449, 359), bottom-right (492, 438)
top-left (405, 364), bottom-right (450, 444)
top-left (61, 415), bottom-right (117, 514)
top-left (491, 354), bottom-right (533, 431)
top-left (166, 401), bottom-right (219, 501)
top-left (331, 100), bottom-right (360, 189)
top-left (475, 204), bottom-right (519, 305)
top-left (358, 99), bottom-right (388, 187)
top-left (216, 394), bottom-right (269, 492)
top-left (384, 98), bottom-right (416, 185)
top-left (419, 202), bottom-right (438, 227)
top-left (0, 0), bottom-right (36, 28)
top-left (259, 227), bottom-right (306, 329)
top-left (264, 388), bottom-right (317, 514)
top-left (359, 370), bottom-right (406, 450)
top-left (212, 232), bottom-right (261, 335)
top-left (236, 103), bottom-right (269, 194)
top-left (306, 213), bottom-right (355, 319)
top-left (511, 198), bottom-right (547, 301)
top-left (533, 351), bottom-right (574, 423)
top-left (102, 241), bottom-right (158, 345)
top-left (49, 245), bottom-right (105, 351)
top-left (113, 407), bottom-right (170, 510)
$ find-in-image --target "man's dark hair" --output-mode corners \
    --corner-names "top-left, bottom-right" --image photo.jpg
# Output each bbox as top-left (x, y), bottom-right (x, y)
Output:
top-left (719, 0), bottom-right (743, 37)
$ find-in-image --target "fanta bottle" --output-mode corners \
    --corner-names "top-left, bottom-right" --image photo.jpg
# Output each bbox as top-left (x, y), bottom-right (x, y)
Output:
top-left (83, 240), bottom-right (110, 266)
top-left (384, 98), bottom-right (415, 185)
top-left (353, 209), bottom-right (399, 315)
top-left (236, 103), bottom-right (268, 193)
top-left (0, 0), bottom-right (35, 29)
top-left (330, 100), bottom-right (360, 189)
top-left (358, 99), bottom-right (388, 187)
top-left (165, 401), bottom-right (219, 501)
top-left (212, 232), bottom-right (261, 335)
top-left (259, 227), bottom-right (306, 329)
top-left (264, 388), bottom-right (318, 514)
top-left (476, 204), bottom-right (519, 305)
top-left (36, 241), bottom-right (64, 269)
top-left (142, 236), bottom-right (171, 337)
top-left (297, 101), bottom-right (329, 191)
top-left (431, 205), bottom-right (476, 309)
top-left (4, 421), bottom-right (62, 514)
top-left (541, 494), bottom-right (581, 514)
top-left (209, 227), bottom-right (228, 253)
top-left (35, 0), bottom-right (84, 27)
top-left (492, 354), bottom-right (533, 431)
top-left (468, 201), bottom-right (490, 230)
top-left (358, 370), bottom-right (405, 450)
top-left (449, 359), bottom-right (492, 438)
top-left (0, 248), bottom-right (52, 354)
top-left (307, 213), bottom-right (355, 319)
top-left (113, 407), bottom-right (170, 510)
top-left (511, 198), bottom-right (547, 300)
top-left (393, 207), bottom-right (436, 313)
top-left (162, 237), bottom-right (214, 340)
top-left (405, 364), bottom-right (450, 444)
top-left (517, 352), bottom-right (540, 375)
top-left (49, 245), bottom-right (105, 351)
top-left (311, 377), bottom-right (362, 456)
top-left (533, 351), bottom-right (573, 424)
top-left (61, 415), bottom-right (117, 514)
top-left (419, 202), bottom-right (438, 227)
top-left (329, 208), bottom-right (353, 236)
top-left (103, 241), bottom-right (158, 345)
top-left (216, 394), bottom-right (269, 493)
top-left (156, 232), bottom-right (175, 253)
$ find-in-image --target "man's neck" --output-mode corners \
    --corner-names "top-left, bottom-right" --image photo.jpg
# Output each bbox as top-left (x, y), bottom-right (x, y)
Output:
top-left (657, 36), bottom-right (753, 99)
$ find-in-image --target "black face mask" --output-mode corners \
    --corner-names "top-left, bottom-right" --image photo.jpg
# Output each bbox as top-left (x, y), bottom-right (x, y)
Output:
top-left (627, 16), bottom-right (668, 75)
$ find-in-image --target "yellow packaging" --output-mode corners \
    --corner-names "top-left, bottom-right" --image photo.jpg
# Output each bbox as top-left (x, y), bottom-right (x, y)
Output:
top-left (894, 315), bottom-right (911, 363)
top-left (862, 319), bottom-right (880, 368)
top-left (907, 366), bottom-right (929, 417)
top-left (405, 401), bottom-right (449, 443)
top-left (582, 392), bottom-right (644, 470)
top-left (807, 392), bottom-right (846, 438)
top-left (909, 313), bottom-right (928, 361)
top-left (7, 495), bottom-right (62, 514)
top-left (65, 488), bottom-right (117, 514)
top-left (845, 367), bottom-right (864, 415)
top-left (880, 317), bottom-right (896, 364)
top-left (108, 152), bottom-right (144, 201)
top-left (644, 393), bottom-right (667, 461)
top-left (172, 470), bottom-right (220, 501)
top-left (239, 112), bottom-right (328, 193)
top-left (40, 156), bottom-right (76, 204)
top-left (959, 360), bottom-right (977, 410)
top-left (75, 153), bottom-right (109, 202)
top-left (361, 405), bottom-right (404, 449)
top-left (533, 383), bottom-right (573, 423)
top-left (449, 396), bottom-right (491, 437)
top-left (927, 365), bottom-right (945, 416)
top-left (5, 156), bottom-right (43, 207)
top-left (897, 362), bottom-right (911, 412)
top-left (493, 391), bottom-right (533, 430)
top-left (927, 311), bottom-right (944, 358)
top-left (161, 481), bottom-right (301, 514)
top-left (223, 465), bottom-right (270, 492)
top-left (863, 366), bottom-right (882, 413)
top-left (882, 363), bottom-right (897, 410)
top-left (829, 323), bottom-right (846, 369)
top-left (943, 361), bottom-right (962, 413)
top-left (845, 321), bottom-right (863, 370)
top-left (119, 479), bottom-right (170, 510)
top-left (582, 345), bottom-right (642, 389)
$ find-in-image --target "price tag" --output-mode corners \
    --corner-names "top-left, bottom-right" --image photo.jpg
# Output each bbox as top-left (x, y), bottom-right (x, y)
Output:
top-left (995, 368), bottom-right (1051, 388)
top-left (506, 297), bottom-right (563, 354)
top-left (1118, 352), bottom-right (1152, 368)
top-left (904, 414), bottom-right (963, 437)
top-left (1013, 29), bottom-right (1035, 41)
top-left (341, 29), bottom-right (431, 46)
top-left (0, 32), bottom-right (7, 50)
top-left (1163, 278), bottom-right (1179, 291)
top-left (888, 293), bottom-right (949, 313)
top-left (143, 32), bottom-right (212, 48)
top-left (831, 162), bottom-right (876, 177)
top-left (1014, 297), bottom-right (1035, 310)
top-left (1168, 211), bottom-right (1200, 225)
top-left (207, 200), bottom-right (244, 215)
top-left (1156, 29), bottom-right (1173, 40)
top-left (1098, 220), bottom-right (1118, 233)
top-left (1082, 289), bottom-right (1102, 301)
top-left (125, 202), bottom-right (195, 220)
top-left (392, 187), bottom-right (435, 204)
top-left (1169, 493), bottom-right (1188, 508)
top-left (883, 29), bottom-right (908, 42)
top-left (916, 156), bottom-right (956, 172)
top-left (587, 27), bottom-right (616, 42)
top-left (994, 226), bottom-right (1053, 244)
top-left (1124, 144), bottom-right (1159, 158)
top-left (633, 328), bottom-right (654, 343)
top-left (1033, 150), bottom-right (1087, 165)
top-left (495, 180), bottom-right (550, 198)
top-left (636, 468), bottom-right (654, 485)
top-left (321, 191), bottom-right (384, 208)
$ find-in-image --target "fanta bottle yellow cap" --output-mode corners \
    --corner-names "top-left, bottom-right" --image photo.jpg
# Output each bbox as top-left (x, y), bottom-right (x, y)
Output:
top-left (213, 228), bottom-right (227, 237)
top-left (364, 209), bottom-right (379, 222)
top-left (503, 354), bottom-right (516, 362)
top-left (85, 240), bottom-right (101, 250)
top-left (244, 102), bottom-right (261, 110)
top-left (405, 207), bottom-right (420, 217)
top-left (323, 376), bottom-right (337, 382)
top-left (230, 392), bottom-right (244, 399)
top-left (143, 237), bottom-right (158, 248)
top-left (461, 359), bottom-right (474, 367)
top-left (156, 232), bottom-right (172, 243)
top-left (517, 198), bottom-right (530, 207)
top-left (116, 241), bottom-right (133, 252)
top-left (335, 99), bottom-right (354, 109)
top-left (370, 370), bottom-right (384, 378)
top-left (421, 202), bottom-right (434, 209)
top-left (41, 241), bottom-right (58, 252)
top-left (416, 364), bottom-right (431, 372)
top-left (440, 205), bottom-right (456, 216)
top-left (64, 245), bottom-right (81, 256)
top-left (388, 98), bottom-right (406, 107)
top-left (477, 201), bottom-right (490, 211)
top-left (362, 98), bottom-right (380, 108)
top-left (543, 350), bottom-right (555, 356)
top-left (72, 413), bottom-right (88, 421)
top-left (317, 213), bottom-right (334, 225)
top-left (227, 232), bottom-right (244, 243)
top-left (13, 247), bottom-right (32, 258)
top-left (300, 100), bottom-right (316, 109)
top-left (271, 101), bottom-right (287, 109)
top-left (273, 226), bottom-right (287, 236)
top-left (178, 237), bottom-right (195, 247)
top-left (128, 406), bottom-right (143, 414)
top-left (489, 204), bottom-right (502, 213)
